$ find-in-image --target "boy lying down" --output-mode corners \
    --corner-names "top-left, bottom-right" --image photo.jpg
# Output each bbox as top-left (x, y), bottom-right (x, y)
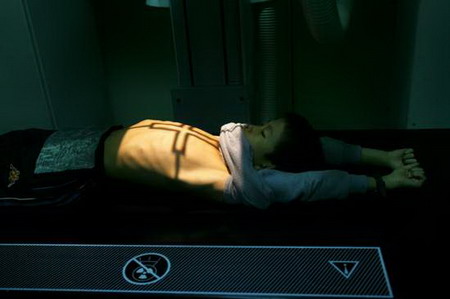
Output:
top-left (0, 113), bottom-right (426, 209)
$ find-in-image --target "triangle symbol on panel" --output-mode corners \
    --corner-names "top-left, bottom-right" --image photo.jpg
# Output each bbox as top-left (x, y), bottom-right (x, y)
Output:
top-left (329, 261), bottom-right (359, 279)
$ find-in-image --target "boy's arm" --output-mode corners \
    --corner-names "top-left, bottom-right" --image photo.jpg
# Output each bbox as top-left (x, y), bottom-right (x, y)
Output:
top-left (320, 137), bottom-right (390, 168)
top-left (262, 169), bottom-right (370, 204)
top-left (359, 147), bottom-right (390, 168)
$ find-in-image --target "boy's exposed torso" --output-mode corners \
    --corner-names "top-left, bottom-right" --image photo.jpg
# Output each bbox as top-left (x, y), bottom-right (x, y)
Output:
top-left (102, 119), bottom-right (231, 201)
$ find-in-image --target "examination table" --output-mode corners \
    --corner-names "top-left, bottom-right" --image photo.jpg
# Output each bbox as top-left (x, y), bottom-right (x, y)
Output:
top-left (0, 128), bottom-right (447, 299)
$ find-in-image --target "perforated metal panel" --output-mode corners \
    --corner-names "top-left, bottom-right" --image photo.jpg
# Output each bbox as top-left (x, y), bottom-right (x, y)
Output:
top-left (0, 244), bottom-right (393, 298)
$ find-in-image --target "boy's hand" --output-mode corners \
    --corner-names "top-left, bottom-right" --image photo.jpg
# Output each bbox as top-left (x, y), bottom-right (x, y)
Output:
top-left (383, 162), bottom-right (427, 189)
top-left (387, 148), bottom-right (418, 170)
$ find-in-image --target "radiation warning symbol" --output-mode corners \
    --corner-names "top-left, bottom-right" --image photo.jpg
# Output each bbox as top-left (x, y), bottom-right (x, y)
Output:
top-left (123, 253), bottom-right (171, 285)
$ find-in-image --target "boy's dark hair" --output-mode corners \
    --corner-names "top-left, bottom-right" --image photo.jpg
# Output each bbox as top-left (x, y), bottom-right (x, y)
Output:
top-left (264, 112), bottom-right (327, 173)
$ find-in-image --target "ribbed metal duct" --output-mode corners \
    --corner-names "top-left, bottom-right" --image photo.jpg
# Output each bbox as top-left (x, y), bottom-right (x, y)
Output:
top-left (257, 4), bottom-right (279, 124)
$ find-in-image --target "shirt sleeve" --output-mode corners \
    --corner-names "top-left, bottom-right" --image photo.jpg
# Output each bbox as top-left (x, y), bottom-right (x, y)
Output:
top-left (222, 175), bottom-right (272, 210)
top-left (260, 169), bottom-right (369, 204)
top-left (320, 136), bottom-right (362, 166)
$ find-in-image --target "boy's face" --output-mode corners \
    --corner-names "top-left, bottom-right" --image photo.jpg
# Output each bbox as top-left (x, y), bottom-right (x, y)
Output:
top-left (242, 118), bottom-right (286, 169)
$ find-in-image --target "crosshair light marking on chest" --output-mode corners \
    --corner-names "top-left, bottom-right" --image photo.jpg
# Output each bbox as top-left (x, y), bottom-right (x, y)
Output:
top-left (131, 123), bottom-right (220, 179)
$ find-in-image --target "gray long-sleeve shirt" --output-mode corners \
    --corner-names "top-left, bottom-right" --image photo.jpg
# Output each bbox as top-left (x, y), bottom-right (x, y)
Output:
top-left (259, 137), bottom-right (369, 204)
top-left (221, 135), bottom-right (369, 209)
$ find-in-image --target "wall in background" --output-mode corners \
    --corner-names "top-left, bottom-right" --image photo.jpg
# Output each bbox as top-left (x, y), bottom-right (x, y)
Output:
top-left (406, 0), bottom-right (450, 129)
top-left (2, 0), bottom-right (446, 134)
top-left (93, 0), bottom-right (407, 130)
top-left (74, 0), bottom-right (444, 131)
top-left (91, 0), bottom-right (177, 127)
top-left (26, 0), bottom-right (113, 130)
top-left (390, 0), bottom-right (421, 130)
top-left (0, 0), bottom-right (112, 134)
top-left (293, 0), bottom-right (449, 130)
top-left (0, 0), bottom-right (53, 133)
top-left (292, 0), bottom-right (402, 130)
